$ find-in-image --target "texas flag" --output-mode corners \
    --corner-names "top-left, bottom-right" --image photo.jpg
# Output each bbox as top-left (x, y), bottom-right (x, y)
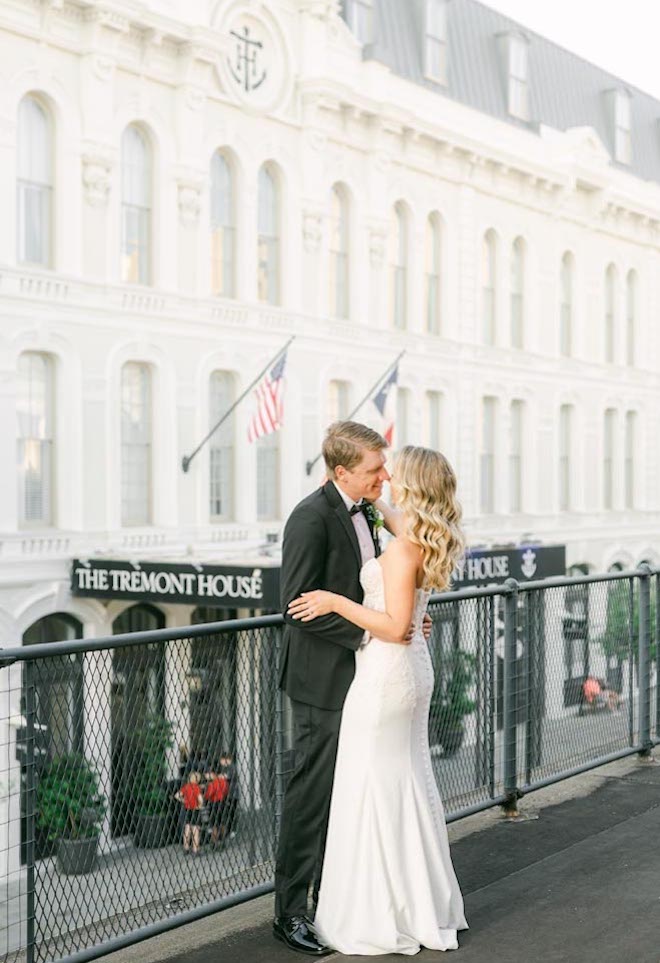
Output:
top-left (372, 364), bottom-right (399, 446)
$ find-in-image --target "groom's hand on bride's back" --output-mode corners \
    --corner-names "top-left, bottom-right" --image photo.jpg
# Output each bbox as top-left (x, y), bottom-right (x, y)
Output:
top-left (408, 613), bottom-right (433, 642)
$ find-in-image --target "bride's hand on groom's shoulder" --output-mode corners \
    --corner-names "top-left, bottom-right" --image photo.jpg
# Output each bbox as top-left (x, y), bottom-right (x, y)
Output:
top-left (288, 590), bottom-right (336, 622)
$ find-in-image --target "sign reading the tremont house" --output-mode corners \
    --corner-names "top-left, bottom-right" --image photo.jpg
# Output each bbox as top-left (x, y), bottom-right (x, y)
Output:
top-left (71, 559), bottom-right (280, 610)
top-left (453, 545), bottom-right (566, 588)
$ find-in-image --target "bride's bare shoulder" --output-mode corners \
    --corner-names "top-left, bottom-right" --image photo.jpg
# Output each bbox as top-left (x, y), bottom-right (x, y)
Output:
top-left (381, 536), bottom-right (422, 567)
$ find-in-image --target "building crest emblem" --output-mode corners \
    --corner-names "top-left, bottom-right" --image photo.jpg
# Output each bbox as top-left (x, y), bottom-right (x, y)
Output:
top-left (215, 4), bottom-right (291, 114)
top-left (521, 549), bottom-right (537, 579)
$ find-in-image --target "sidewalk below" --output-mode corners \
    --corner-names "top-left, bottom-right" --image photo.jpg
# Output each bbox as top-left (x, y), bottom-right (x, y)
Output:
top-left (104, 754), bottom-right (660, 963)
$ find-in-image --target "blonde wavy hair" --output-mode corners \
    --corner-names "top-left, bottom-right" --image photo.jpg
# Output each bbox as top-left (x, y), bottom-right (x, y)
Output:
top-left (394, 446), bottom-right (464, 591)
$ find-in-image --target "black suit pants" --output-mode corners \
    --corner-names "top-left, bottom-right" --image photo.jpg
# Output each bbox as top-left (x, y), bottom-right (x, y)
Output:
top-left (274, 697), bottom-right (342, 918)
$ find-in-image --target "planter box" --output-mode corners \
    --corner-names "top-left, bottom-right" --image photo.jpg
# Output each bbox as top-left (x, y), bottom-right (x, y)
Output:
top-left (134, 812), bottom-right (169, 849)
top-left (57, 836), bottom-right (98, 876)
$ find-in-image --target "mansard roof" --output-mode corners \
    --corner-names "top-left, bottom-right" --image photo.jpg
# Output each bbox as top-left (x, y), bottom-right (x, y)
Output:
top-left (341, 0), bottom-right (660, 185)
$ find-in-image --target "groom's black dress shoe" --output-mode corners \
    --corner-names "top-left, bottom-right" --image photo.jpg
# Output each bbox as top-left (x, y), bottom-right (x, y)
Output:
top-left (273, 916), bottom-right (332, 956)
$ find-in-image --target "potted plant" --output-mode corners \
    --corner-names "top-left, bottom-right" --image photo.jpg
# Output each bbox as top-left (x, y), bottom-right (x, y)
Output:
top-left (36, 753), bottom-right (106, 875)
top-left (429, 650), bottom-right (476, 757)
top-left (132, 713), bottom-right (174, 849)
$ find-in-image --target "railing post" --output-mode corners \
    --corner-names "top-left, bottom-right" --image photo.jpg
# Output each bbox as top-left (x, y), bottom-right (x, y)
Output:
top-left (637, 564), bottom-right (653, 757)
top-left (25, 658), bottom-right (36, 963)
top-left (502, 578), bottom-right (520, 817)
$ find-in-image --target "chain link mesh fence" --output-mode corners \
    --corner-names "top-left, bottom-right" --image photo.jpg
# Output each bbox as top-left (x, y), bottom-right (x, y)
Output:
top-left (1, 569), bottom-right (658, 963)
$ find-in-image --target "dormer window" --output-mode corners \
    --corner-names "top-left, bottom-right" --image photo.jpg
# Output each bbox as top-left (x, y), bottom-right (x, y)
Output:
top-left (614, 90), bottom-right (632, 164)
top-left (348, 0), bottom-right (373, 45)
top-left (508, 34), bottom-right (529, 119)
top-left (499, 32), bottom-right (529, 120)
top-left (424, 0), bottom-right (448, 85)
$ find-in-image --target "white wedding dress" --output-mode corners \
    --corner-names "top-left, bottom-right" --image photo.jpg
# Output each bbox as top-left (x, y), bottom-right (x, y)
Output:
top-left (315, 557), bottom-right (467, 956)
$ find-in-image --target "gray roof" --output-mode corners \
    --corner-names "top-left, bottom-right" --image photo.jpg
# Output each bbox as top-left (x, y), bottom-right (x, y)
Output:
top-left (341, 0), bottom-right (660, 186)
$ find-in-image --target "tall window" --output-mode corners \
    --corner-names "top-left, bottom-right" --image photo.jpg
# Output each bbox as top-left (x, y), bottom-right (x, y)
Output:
top-left (209, 371), bottom-right (234, 521)
top-left (426, 391), bottom-right (442, 449)
top-left (121, 125), bottom-right (151, 285)
top-left (509, 400), bottom-right (523, 513)
top-left (257, 432), bottom-right (279, 521)
top-left (424, 0), bottom-right (448, 84)
top-left (210, 152), bottom-right (234, 297)
top-left (328, 380), bottom-right (350, 424)
top-left (17, 96), bottom-right (52, 267)
top-left (614, 91), bottom-right (632, 165)
top-left (604, 264), bottom-right (616, 363)
top-left (559, 404), bottom-right (572, 511)
top-left (349, 0), bottom-right (373, 44)
top-left (603, 409), bottom-right (616, 510)
top-left (17, 352), bottom-right (54, 526)
top-left (560, 252), bottom-right (573, 357)
top-left (510, 237), bottom-right (524, 348)
top-left (480, 397), bottom-right (496, 514)
top-left (507, 35), bottom-right (529, 120)
top-left (425, 214), bottom-right (441, 334)
top-left (396, 388), bottom-right (410, 448)
top-left (390, 202), bottom-right (408, 330)
top-left (482, 230), bottom-right (497, 345)
top-left (329, 185), bottom-right (349, 319)
top-left (121, 362), bottom-right (152, 526)
top-left (626, 270), bottom-right (636, 367)
top-left (257, 164), bottom-right (279, 304)
top-left (624, 411), bottom-right (636, 509)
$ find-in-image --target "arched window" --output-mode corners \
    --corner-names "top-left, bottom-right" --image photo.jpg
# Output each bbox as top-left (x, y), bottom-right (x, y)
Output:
top-left (604, 264), bottom-right (617, 363)
top-left (625, 411), bottom-right (636, 509)
top-left (560, 252), bottom-right (573, 357)
top-left (329, 184), bottom-right (349, 319)
top-left (626, 270), bottom-right (637, 367)
top-left (480, 397), bottom-right (496, 513)
top-left (210, 152), bottom-right (235, 297)
top-left (328, 379), bottom-right (350, 423)
top-left (509, 399), bottom-right (523, 512)
top-left (17, 95), bottom-right (52, 266)
top-left (257, 164), bottom-right (279, 304)
top-left (390, 202), bottom-right (408, 330)
top-left (510, 237), bottom-right (524, 348)
top-left (425, 214), bottom-right (441, 335)
top-left (425, 390), bottom-right (443, 448)
top-left (17, 352), bottom-right (54, 526)
top-left (559, 404), bottom-right (573, 511)
top-left (121, 362), bottom-right (152, 526)
top-left (482, 230), bottom-right (497, 345)
top-left (209, 371), bottom-right (235, 521)
top-left (603, 408), bottom-right (616, 510)
top-left (121, 125), bottom-right (151, 284)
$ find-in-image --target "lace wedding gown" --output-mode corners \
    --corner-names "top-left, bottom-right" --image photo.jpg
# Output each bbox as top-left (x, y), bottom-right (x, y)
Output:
top-left (315, 557), bottom-right (467, 956)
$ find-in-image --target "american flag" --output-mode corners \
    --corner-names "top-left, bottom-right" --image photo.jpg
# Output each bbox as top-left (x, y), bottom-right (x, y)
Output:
top-left (247, 350), bottom-right (288, 443)
top-left (372, 364), bottom-right (398, 446)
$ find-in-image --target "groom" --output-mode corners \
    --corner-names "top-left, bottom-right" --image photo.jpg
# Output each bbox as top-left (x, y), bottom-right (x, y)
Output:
top-left (273, 421), bottom-right (431, 956)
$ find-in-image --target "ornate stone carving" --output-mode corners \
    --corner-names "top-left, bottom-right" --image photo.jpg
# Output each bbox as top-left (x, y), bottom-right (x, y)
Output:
top-left (177, 180), bottom-right (202, 226)
top-left (82, 155), bottom-right (113, 207)
top-left (369, 228), bottom-right (387, 267)
top-left (297, 0), bottom-right (341, 18)
top-left (302, 211), bottom-right (322, 253)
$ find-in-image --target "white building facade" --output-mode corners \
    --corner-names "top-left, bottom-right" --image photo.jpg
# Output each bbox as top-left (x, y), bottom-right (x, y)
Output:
top-left (1, 0), bottom-right (660, 893)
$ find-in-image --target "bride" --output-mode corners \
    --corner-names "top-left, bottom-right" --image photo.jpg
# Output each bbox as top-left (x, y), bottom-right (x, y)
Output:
top-left (288, 445), bottom-right (468, 956)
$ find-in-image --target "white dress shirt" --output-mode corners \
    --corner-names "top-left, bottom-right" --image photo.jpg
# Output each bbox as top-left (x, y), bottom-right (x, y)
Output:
top-left (333, 482), bottom-right (376, 566)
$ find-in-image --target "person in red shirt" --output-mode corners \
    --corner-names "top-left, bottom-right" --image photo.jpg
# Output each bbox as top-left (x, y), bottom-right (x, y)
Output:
top-left (175, 771), bottom-right (203, 854)
top-left (204, 769), bottom-right (229, 848)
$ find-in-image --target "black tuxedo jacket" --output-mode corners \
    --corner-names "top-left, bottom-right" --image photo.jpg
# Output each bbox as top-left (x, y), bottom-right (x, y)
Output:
top-left (279, 481), bottom-right (378, 710)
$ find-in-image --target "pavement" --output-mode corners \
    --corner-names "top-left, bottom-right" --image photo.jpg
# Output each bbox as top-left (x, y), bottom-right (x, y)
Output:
top-left (102, 752), bottom-right (660, 963)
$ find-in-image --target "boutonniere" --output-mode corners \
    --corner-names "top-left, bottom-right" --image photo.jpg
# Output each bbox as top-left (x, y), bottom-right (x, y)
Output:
top-left (363, 502), bottom-right (384, 531)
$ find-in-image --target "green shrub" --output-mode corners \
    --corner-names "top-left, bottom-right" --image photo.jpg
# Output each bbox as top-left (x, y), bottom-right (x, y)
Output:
top-left (36, 754), bottom-right (105, 841)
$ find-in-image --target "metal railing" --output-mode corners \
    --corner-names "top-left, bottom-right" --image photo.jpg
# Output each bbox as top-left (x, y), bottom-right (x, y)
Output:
top-left (0, 566), bottom-right (658, 963)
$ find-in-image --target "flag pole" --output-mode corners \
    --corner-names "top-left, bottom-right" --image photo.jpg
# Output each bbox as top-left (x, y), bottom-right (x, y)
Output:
top-left (182, 335), bottom-right (295, 473)
top-left (305, 349), bottom-right (406, 476)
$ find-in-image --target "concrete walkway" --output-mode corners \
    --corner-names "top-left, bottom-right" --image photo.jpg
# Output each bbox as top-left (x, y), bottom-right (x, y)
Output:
top-left (103, 754), bottom-right (660, 963)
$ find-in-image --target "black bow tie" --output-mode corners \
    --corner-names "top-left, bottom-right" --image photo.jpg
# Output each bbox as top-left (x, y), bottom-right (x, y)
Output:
top-left (349, 502), bottom-right (367, 516)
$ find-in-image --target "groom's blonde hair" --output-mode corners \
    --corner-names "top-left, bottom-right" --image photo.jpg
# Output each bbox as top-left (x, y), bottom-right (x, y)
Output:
top-left (323, 421), bottom-right (388, 476)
